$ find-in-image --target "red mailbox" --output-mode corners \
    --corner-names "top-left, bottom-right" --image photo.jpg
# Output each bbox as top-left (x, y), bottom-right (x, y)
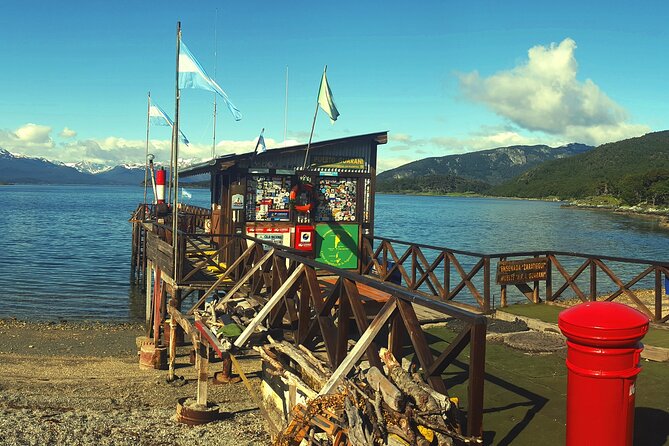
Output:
top-left (558, 302), bottom-right (649, 446)
top-left (294, 225), bottom-right (314, 252)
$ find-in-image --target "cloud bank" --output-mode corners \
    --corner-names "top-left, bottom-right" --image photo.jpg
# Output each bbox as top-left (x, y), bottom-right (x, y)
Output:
top-left (458, 38), bottom-right (649, 145)
top-left (0, 123), bottom-right (298, 166)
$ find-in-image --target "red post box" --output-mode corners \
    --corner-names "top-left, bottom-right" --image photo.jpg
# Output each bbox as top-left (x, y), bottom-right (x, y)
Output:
top-left (294, 225), bottom-right (314, 252)
top-left (558, 302), bottom-right (649, 446)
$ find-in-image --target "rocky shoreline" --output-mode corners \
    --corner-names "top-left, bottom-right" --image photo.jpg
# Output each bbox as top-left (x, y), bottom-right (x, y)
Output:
top-left (561, 201), bottom-right (669, 228)
top-left (0, 319), bottom-right (270, 446)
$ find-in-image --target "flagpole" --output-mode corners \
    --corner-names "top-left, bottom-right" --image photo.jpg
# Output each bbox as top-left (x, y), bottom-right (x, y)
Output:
top-left (143, 91), bottom-right (151, 218)
top-left (302, 65), bottom-right (326, 169)
top-left (284, 66), bottom-right (288, 144)
top-left (172, 21), bottom-right (182, 279)
top-left (212, 9), bottom-right (218, 159)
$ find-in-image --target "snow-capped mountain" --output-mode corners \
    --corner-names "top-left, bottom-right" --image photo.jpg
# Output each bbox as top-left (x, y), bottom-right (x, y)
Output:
top-left (0, 149), bottom-right (203, 185)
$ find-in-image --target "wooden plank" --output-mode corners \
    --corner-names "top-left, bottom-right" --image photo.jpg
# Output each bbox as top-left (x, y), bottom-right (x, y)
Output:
top-left (336, 286), bottom-right (351, 365)
top-left (319, 298), bottom-right (397, 395)
top-left (413, 250), bottom-right (445, 297)
top-left (594, 259), bottom-right (653, 317)
top-left (234, 263), bottom-right (306, 348)
top-left (447, 254), bottom-right (484, 306)
top-left (186, 243), bottom-right (265, 315)
top-left (396, 299), bottom-right (446, 394)
top-left (196, 340), bottom-right (209, 406)
top-left (427, 327), bottom-right (471, 376)
top-left (167, 305), bottom-right (195, 335)
top-left (467, 322), bottom-right (486, 438)
top-left (551, 255), bottom-right (588, 302)
top-left (342, 278), bottom-right (383, 370)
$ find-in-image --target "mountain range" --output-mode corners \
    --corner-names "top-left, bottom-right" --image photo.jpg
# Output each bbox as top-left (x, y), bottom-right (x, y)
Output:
top-left (378, 143), bottom-right (593, 186)
top-left (0, 148), bottom-right (202, 185)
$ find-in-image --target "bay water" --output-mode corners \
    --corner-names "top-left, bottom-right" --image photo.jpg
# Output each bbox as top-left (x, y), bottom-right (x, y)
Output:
top-left (1, 185), bottom-right (668, 321)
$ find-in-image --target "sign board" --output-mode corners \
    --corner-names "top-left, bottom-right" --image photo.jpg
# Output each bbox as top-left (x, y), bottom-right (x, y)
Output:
top-left (231, 193), bottom-right (244, 210)
top-left (496, 258), bottom-right (549, 285)
top-left (315, 223), bottom-right (359, 269)
top-left (312, 156), bottom-right (365, 171)
top-left (245, 225), bottom-right (291, 247)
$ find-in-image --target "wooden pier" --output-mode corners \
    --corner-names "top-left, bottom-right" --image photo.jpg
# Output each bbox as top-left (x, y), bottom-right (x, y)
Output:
top-left (128, 132), bottom-right (669, 444)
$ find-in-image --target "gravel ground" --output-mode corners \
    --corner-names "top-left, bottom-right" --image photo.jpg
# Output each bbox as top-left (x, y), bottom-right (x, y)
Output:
top-left (0, 319), bottom-right (271, 446)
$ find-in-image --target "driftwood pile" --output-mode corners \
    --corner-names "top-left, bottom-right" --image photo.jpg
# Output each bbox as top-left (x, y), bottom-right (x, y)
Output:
top-left (264, 343), bottom-right (481, 446)
top-left (214, 294), bottom-right (268, 328)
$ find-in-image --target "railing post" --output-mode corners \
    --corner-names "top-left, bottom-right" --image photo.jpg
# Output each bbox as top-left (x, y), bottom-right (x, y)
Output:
top-left (467, 322), bottom-right (486, 438)
top-left (499, 257), bottom-right (507, 308)
top-left (590, 259), bottom-right (597, 301)
top-left (443, 250), bottom-right (450, 300)
top-left (483, 256), bottom-right (491, 312)
top-left (546, 254), bottom-right (553, 302)
top-left (655, 267), bottom-right (663, 322)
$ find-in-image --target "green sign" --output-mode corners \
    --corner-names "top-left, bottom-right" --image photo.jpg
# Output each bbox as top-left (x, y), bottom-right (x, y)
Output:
top-left (315, 223), bottom-right (359, 269)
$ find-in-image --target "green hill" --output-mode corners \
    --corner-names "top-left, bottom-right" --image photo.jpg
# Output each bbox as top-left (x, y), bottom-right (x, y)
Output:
top-left (377, 173), bottom-right (490, 195)
top-left (492, 131), bottom-right (669, 205)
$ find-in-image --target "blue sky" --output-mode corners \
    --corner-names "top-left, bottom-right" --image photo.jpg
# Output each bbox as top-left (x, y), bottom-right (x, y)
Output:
top-left (1, 0), bottom-right (668, 171)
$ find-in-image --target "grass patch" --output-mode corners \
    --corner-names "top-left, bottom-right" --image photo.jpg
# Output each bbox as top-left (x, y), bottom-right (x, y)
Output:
top-left (500, 303), bottom-right (669, 349)
top-left (425, 324), bottom-right (669, 445)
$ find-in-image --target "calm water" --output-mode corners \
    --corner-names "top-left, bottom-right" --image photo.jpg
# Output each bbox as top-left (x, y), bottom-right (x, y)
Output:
top-left (1, 186), bottom-right (668, 321)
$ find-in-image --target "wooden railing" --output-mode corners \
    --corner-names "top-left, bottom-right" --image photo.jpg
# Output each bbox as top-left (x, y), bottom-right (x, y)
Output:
top-left (193, 243), bottom-right (489, 439)
top-left (362, 236), bottom-right (491, 313)
top-left (362, 236), bottom-right (669, 323)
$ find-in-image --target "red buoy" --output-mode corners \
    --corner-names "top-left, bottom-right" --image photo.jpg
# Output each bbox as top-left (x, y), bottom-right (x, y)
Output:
top-left (155, 168), bottom-right (166, 204)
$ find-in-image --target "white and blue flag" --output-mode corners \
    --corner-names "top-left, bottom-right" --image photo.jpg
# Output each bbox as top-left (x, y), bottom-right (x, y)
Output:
top-left (178, 41), bottom-right (242, 121)
top-left (149, 102), bottom-right (190, 145)
top-left (258, 131), bottom-right (267, 153)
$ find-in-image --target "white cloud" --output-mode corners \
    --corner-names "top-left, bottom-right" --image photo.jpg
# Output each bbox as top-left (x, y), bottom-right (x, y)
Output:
top-left (0, 122), bottom-right (304, 166)
top-left (458, 38), bottom-right (649, 145)
top-left (59, 127), bottom-right (77, 138)
top-left (13, 123), bottom-right (53, 145)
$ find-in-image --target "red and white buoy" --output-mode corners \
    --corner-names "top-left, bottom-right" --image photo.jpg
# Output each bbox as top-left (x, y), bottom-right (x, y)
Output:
top-left (155, 167), bottom-right (166, 204)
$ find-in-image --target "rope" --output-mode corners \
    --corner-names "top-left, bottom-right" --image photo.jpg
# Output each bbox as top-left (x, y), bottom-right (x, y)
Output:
top-left (229, 352), bottom-right (280, 435)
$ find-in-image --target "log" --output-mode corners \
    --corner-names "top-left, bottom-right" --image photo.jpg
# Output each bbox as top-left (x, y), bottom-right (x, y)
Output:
top-left (298, 344), bottom-right (332, 376)
top-left (366, 366), bottom-right (404, 412)
top-left (412, 372), bottom-right (451, 412)
top-left (267, 336), bottom-right (329, 390)
top-left (380, 348), bottom-right (452, 446)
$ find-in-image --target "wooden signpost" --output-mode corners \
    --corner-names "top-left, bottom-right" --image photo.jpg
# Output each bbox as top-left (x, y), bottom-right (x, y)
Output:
top-left (496, 257), bottom-right (549, 305)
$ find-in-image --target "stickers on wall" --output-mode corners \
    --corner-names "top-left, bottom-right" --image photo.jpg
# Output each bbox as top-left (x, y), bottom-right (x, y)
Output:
top-left (246, 176), bottom-right (292, 222)
top-left (315, 178), bottom-right (357, 222)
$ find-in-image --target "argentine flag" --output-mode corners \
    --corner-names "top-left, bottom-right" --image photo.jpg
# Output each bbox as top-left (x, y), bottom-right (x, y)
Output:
top-left (149, 102), bottom-right (190, 145)
top-left (258, 131), bottom-right (267, 153)
top-left (318, 68), bottom-right (339, 123)
top-left (178, 41), bottom-right (242, 121)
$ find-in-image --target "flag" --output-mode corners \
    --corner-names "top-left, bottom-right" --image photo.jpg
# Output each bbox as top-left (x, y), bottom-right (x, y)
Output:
top-left (148, 102), bottom-right (190, 145)
top-left (181, 188), bottom-right (192, 199)
top-left (317, 69), bottom-right (339, 123)
top-left (178, 41), bottom-right (242, 121)
top-left (258, 131), bottom-right (267, 153)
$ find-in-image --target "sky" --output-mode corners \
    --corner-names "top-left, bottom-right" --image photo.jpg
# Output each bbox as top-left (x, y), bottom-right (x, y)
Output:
top-left (1, 0), bottom-right (668, 172)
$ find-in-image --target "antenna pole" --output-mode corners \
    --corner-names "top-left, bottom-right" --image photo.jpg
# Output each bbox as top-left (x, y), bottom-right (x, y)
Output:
top-left (212, 9), bottom-right (218, 159)
top-left (284, 66), bottom-right (288, 143)
top-left (143, 91), bottom-right (151, 216)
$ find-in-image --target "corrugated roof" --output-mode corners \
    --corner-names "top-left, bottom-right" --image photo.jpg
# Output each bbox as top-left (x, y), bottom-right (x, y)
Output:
top-left (180, 131), bottom-right (387, 178)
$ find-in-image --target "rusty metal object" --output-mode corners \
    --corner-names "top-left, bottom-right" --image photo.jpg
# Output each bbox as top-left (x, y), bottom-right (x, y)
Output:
top-left (175, 397), bottom-right (221, 426)
top-left (212, 353), bottom-right (241, 384)
top-left (139, 343), bottom-right (168, 370)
